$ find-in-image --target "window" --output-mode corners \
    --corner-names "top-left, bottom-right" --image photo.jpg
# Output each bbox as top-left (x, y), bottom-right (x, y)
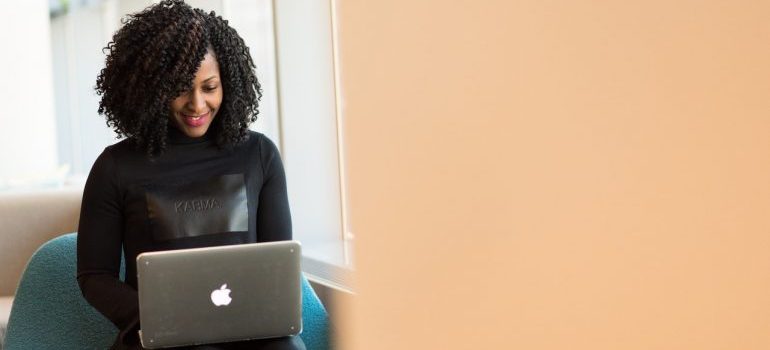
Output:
top-left (273, 0), bottom-right (353, 290)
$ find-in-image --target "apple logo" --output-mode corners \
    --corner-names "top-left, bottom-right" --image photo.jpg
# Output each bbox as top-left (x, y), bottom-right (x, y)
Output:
top-left (210, 284), bottom-right (232, 306)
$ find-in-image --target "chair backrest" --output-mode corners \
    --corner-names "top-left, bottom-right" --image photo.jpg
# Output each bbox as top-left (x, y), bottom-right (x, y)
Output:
top-left (4, 233), bottom-right (116, 349)
top-left (5, 233), bottom-right (331, 350)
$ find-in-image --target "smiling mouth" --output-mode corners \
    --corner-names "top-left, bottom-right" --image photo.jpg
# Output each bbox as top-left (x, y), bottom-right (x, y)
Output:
top-left (180, 111), bottom-right (210, 127)
top-left (182, 112), bottom-right (209, 120)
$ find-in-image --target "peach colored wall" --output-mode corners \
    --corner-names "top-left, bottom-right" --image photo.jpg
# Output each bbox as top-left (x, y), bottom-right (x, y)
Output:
top-left (335, 1), bottom-right (770, 349)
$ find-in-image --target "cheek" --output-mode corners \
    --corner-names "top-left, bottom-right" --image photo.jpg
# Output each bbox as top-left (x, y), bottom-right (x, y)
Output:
top-left (213, 93), bottom-right (224, 110)
top-left (170, 99), bottom-right (185, 114)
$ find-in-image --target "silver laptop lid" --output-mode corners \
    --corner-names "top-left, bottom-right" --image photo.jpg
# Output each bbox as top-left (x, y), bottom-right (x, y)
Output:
top-left (137, 240), bottom-right (302, 349)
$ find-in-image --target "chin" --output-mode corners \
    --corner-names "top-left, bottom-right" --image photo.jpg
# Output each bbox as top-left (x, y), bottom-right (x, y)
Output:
top-left (183, 126), bottom-right (210, 138)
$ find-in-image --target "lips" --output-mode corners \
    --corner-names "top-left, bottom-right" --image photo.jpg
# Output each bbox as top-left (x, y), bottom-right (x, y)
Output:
top-left (180, 111), bottom-right (210, 127)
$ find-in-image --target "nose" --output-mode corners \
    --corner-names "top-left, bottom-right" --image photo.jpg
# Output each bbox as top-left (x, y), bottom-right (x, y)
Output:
top-left (187, 90), bottom-right (207, 114)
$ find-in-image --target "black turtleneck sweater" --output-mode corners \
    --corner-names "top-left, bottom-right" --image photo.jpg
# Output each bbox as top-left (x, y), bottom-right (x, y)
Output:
top-left (76, 129), bottom-right (292, 348)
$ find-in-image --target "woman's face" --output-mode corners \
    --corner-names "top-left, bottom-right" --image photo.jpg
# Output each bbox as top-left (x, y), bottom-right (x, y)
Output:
top-left (169, 51), bottom-right (223, 138)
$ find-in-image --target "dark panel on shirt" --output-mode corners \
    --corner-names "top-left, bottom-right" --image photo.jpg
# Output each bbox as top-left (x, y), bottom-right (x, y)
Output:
top-left (144, 173), bottom-right (249, 241)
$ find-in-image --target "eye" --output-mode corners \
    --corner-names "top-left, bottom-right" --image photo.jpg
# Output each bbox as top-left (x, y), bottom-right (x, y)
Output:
top-left (203, 85), bottom-right (219, 92)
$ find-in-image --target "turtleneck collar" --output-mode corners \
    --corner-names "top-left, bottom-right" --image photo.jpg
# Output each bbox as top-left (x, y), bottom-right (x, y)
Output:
top-left (167, 125), bottom-right (214, 145)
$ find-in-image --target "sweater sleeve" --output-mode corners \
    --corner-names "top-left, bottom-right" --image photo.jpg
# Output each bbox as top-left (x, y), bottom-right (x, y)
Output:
top-left (256, 136), bottom-right (293, 242)
top-left (76, 148), bottom-right (140, 344)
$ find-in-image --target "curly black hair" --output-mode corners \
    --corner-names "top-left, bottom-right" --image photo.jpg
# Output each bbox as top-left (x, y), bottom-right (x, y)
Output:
top-left (95, 0), bottom-right (261, 155)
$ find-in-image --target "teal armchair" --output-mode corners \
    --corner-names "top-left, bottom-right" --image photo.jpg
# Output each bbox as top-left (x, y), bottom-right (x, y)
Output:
top-left (4, 233), bottom-right (330, 349)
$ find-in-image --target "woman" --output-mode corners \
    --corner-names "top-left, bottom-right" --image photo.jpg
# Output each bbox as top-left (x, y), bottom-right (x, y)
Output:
top-left (76, 1), bottom-right (305, 349)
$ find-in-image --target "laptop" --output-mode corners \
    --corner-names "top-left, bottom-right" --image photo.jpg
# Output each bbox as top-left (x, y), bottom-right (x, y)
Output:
top-left (136, 241), bottom-right (303, 349)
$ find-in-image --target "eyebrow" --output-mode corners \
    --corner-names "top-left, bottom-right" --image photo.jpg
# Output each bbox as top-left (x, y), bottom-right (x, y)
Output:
top-left (203, 76), bottom-right (219, 82)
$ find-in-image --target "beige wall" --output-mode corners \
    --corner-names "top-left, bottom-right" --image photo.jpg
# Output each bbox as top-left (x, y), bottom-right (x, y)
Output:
top-left (335, 0), bottom-right (770, 349)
